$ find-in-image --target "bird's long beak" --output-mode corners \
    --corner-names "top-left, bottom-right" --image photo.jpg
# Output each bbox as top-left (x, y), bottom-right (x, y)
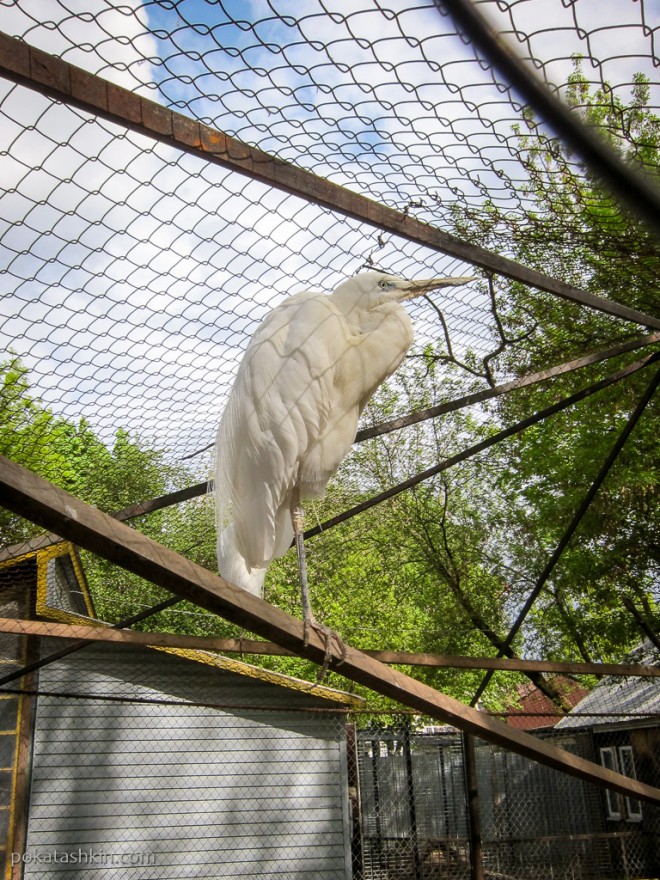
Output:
top-left (399, 275), bottom-right (477, 302)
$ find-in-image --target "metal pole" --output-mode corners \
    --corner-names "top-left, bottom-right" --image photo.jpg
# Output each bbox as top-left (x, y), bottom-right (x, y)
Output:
top-left (435, 0), bottom-right (660, 236)
top-left (403, 720), bottom-right (422, 880)
top-left (463, 733), bottom-right (485, 880)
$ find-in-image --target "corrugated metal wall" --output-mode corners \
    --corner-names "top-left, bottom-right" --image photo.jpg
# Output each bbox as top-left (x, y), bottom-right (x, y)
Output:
top-left (21, 642), bottom-right (352, 879)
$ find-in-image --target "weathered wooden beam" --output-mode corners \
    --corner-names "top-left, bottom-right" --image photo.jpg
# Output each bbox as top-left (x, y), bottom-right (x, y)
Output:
top-left (463, 733), bottom-right (485, 880)
top-left (0, 482), bottom-right (209, 563)
top-left (0, 31), bottom-right (658, 330)
top-left (1, 618), bottom-right (656, 678)
top-left (1, 456), bottom-right (658, 805)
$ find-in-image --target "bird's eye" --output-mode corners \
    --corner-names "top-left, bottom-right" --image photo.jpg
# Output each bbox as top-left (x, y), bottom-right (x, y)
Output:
top-left (378, 280), bottom-right (389, 290)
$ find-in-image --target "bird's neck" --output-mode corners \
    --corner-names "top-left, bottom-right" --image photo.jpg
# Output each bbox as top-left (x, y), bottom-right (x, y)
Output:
top-left (332, 292), bottom-right (403, 334)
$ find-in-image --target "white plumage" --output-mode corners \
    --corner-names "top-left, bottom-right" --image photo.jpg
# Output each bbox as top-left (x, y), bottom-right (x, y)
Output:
top-left (214, 270), bottom-right (473, 598)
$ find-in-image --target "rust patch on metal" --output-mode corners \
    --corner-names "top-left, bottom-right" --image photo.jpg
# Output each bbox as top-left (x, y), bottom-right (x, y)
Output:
top-left (200, 127), bottom-right (228, 157)
top-left (107, 82), bottom-right (141, 124)
top-left (141, 100), bottom-right (173, 136)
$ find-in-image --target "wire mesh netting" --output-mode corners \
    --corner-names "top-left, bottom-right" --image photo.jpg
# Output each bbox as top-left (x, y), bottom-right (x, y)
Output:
top-left (0, 1), bottom-right (659, 877)
top-left (0, 0), bottom-right (657, 651)
top-left (1, 0), bottom-right (658, 458)
top-left (354, 722), bottom-right (660, 880)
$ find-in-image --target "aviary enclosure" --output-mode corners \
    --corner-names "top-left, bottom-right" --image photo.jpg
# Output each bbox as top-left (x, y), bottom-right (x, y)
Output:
top-left (0, 1), bottom-right (658, 878)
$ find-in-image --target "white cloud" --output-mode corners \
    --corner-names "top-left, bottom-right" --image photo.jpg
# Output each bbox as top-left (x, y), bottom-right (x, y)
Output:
top-left (1, 0), bottom-right (159, 92)
top-left (1, 0), bottom-right (652, 466)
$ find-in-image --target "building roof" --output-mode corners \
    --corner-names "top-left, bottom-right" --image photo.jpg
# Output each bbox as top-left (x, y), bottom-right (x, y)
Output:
top-left (557, 642), bottom-right (660, 731)
top-left (0, 542), bottom-right (364, 708)
top-left (505, 675), bottom-right (590, 730)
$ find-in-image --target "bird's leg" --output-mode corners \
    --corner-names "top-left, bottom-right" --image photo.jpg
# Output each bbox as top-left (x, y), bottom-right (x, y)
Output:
top-left (290, 490), bottom-right (346, 677)
top-left (290, 487), bottom-right (314, 647)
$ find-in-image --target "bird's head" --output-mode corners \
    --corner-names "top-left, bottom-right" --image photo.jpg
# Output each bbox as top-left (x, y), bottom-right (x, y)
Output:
top-left (331, 271), bottom-right (476, 314)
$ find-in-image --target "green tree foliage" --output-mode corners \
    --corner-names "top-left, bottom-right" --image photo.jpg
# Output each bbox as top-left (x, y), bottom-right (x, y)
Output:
top-left (444, 61), bottom-right (660, 665)
top-left (0, 355), bottom-right (217, 627)
top-left (1, 355), bottom-right (176, 519)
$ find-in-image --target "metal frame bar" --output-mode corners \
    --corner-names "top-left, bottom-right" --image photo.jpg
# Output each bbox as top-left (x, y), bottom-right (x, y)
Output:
top-left (303, 352), bottom-right (659, 540)
top-left (471, 364), bottom-right (660, 705)
top-left (435, 0), bottom-right (660, 235)
top-left (0, 31), bottom-right (658, 330)
top-left (0, 354), bottom-right (654, 695)
top-left (356, 332), bottom-right (660, 442)
top-left (0, 617), bottom-right (656, 677)
top-left (0, 597), bottom-right (181, 688)
top-left (1, 454), bottom-right (658, 805)
top-left (182, 331), bottom-right (660, 459)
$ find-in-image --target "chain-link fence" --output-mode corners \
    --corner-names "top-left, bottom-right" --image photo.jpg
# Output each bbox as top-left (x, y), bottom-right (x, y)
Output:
top-left (1, 2), bottom-right (659, 876)
top-left (2, 640), bottom-right (658, 880)
top-left (354, 722), bottom-right (660, 880)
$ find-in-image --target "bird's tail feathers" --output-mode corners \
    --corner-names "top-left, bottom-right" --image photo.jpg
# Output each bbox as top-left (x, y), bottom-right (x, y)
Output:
top-left (217, 523), bottom-right (266, 597)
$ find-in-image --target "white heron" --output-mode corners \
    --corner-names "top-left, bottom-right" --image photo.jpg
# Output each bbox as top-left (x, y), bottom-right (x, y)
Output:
top-left (214, 270), bottom-right (474, 641)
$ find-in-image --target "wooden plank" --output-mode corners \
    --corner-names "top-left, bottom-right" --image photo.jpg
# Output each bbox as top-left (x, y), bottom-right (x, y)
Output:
top-left (0, 618), bottom-right (657, 678)
top-left (1, 456), bottom-right (659, 806)
top-left (0, 31), bottom-right (658, 330)
top-left (0, 482), bottom-right (208, 562)
top-left (9, 647), bottom-right (39, 880)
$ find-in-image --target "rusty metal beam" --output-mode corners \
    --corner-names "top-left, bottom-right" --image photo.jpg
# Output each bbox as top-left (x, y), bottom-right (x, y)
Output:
top-left (304, 351), bottom-right (659, 540)
top-left (0, 617), bottom-right (657, 677)
top-left (0, 31), bottom-right (658, 331)
top-left (356, 332), bottom-right (660, 442)
top-left (621, 597), bottom-right (660, 653)
top-left (1, 455), bottom-right (659, 806)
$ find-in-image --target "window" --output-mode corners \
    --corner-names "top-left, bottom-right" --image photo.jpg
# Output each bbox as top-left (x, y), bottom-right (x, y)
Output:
top-left (599, 745), bottom-right (643, 822)
top-left (618, 746), bottom-right (643, 822)
top-left (600, 747), bottom-right (622, 820)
